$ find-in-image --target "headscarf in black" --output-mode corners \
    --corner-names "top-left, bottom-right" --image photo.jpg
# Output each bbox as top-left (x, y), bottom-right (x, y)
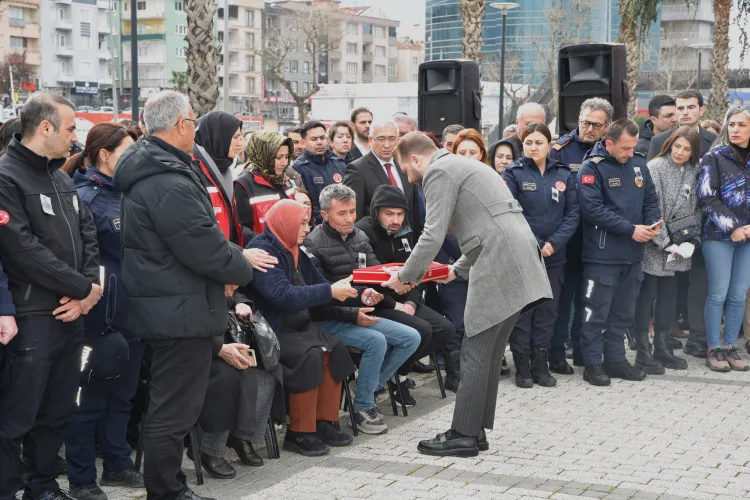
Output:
top-left (194, 111), bottom-right (242, 173)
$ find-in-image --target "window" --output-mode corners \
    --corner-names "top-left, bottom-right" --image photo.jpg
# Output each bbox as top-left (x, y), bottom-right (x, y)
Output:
top-left (123, 1), bottom-right (127, 10)
top-left (389, 45), bottom-right (396, 57)
top-left (412, 73), bottom-right (418, 82)
top-left (244, 10), bottom-right (253, 26)
top-left (175, 24), bottom-right (187, 35)
top-left (347, 22), bottom-right (357, 35)
top-left (284, 61), bottom-right (290, 72)
top-left (56, 8), bottom-right (66, 20)
top-left (363, 24), bottom-right (372, 36)
top-left (228, 5), bottom-right (238, 20)
top-left (58, 60), bottom-right (68, 74)
top-left (375, 45), bottom-right (385, 57)
top-left (388, 27), bottom-right (397, 38)
top-left (176, 46), bottom-right (186, 57)
top-left (174, 1), bottom-right (183, 10)
top-left (375, 65), bottom-right (385, 76)
top-left (138, 45), bottom-right (148, 56)
top-left (303, 61), bottom-right (310, 74)
top-left (98, 34), bottom-right (107, 49)
top-left (346, 62), bottom-right (357, 74)
top-left (10, 36), bottom-right (27, 48)
top-left (245, 55), bottom-right (254, 71)
top-left (389, 64), bottom-right (397, 77)
top-left (80, 22), bottom-right (91, 37)
top-left (346, 42), bottom-right (358, 55)
top-left (136, 1), bottom-right (146, 10)
top-left (290, 81), bottom-right (298, 93)
top-left (9, 7), bottom-right (24, 20)
top-left (81, 35), bottom-right (91, 48)
top-left (412, 56), bottom-right (418, 65)
top-left (137, 24), bottom-right (147, 34)
top-left (57, 34), bottom-right (67, 47)
top-left (290, 60), bottom-right (298, 72)
top-left (302, 82), bottom-right (310, 94)
top-left (375, 26), bottom-right (385, 38)
top-left (247, 77), bottom-right (255, 93)
top-left (246, 32), bottom-right (254, 49)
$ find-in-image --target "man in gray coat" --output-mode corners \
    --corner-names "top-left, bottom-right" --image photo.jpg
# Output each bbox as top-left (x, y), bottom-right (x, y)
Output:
top-left (383, 132), bottom-right (552, 457)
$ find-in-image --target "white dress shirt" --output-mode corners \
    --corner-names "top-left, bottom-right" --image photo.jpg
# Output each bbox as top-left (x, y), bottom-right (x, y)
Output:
top-left (373, 153), bottom-right (404, 192)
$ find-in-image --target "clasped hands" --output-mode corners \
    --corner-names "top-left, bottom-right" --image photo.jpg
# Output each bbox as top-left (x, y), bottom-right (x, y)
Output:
top-left (730, 225), bottom-right (750, 243)
top-left (53, 283), bottom-right (104, 323)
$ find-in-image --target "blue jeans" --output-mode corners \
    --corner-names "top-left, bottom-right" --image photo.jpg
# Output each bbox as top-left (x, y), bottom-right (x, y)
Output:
top-left (703, 240), bottom-right (750, 348)
top-left (321, 319), bottom-right (420, 412)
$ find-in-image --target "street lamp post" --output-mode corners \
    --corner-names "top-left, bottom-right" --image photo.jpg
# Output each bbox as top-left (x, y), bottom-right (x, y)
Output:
top-left (689, 43), bottom-right (713, 95)
top-left (489, 2), bottom-right (519, 139)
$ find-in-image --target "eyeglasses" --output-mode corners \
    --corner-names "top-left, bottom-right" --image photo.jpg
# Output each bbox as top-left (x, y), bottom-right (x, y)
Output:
top-left (580, 120), bottom-right (605, 131)
top-left (374, 136), bottom-right (399, 144)
top-left (176, 117), bottom-right (196, 127)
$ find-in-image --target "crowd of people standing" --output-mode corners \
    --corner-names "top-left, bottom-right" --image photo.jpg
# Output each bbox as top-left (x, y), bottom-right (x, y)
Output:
top-left (0, 88), bottom-right (749, 500)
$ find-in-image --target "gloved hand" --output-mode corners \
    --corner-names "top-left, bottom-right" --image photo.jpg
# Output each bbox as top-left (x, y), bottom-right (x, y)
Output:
top-left (665, 244), bottom-right (680, 254)
top-left (676, 242), bottom-right (695, 258)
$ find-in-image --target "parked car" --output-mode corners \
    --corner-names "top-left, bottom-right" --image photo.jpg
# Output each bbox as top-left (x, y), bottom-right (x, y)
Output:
top-left (96, 106), bottom-right (115, 113)
top-left (77, 105), bottom-right (94, 112)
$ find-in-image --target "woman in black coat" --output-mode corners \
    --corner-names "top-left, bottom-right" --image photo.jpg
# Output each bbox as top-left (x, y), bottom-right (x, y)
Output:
top-left (246, 200), bottom-right (359, 457)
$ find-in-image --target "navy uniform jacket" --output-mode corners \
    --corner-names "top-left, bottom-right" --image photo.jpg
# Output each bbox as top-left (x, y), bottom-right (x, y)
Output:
top-left (74, 167), bottom-right (131, 339)
top-left (548, 128), bottom-right (594, 183)
top-left (290, 149), bottom-right (347, 224)
top-left (503, 157), bottom-right (580, 267)
top-left (0, 260), bottom-right (14, 316)
top-left (576, 141), bottom-right (661, 265)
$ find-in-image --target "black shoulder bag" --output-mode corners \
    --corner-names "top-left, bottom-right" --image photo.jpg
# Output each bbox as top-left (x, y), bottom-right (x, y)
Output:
top-left (666, 167), bottom-right (701, 245)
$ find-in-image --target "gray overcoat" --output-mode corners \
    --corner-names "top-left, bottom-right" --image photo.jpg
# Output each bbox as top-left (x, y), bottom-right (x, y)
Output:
top-left (399, 150), bottom-right (552, 336)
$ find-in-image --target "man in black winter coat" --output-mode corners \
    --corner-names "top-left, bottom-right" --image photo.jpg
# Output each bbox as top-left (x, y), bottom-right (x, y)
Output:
top-left (113, 91), bottom-right (255, 500)
top-left (0, 92), bottom-right (103, 500)
top-left (355, 185), bottom-right (456, 389)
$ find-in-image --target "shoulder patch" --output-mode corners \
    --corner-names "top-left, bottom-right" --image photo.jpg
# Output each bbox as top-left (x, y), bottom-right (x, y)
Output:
top-left (552, 143), bottom-right (564, 151)
top-left (591, 157), bottom-right (604, 164)
top-left (634, 151), bottom-right (645, 158)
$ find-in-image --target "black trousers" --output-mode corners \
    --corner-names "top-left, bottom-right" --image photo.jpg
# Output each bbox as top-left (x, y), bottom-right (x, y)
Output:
top-left (142, 337), bottom-right (212, 500)
top-left (509, 265), bottom-right (564, 351)
top-left (634, 273), bottom-right (678, 335)
top-left (552, 250), bottom-right (584, 361)
top-left (375, 303), bottom-right (453, 376)
top-left (0, 316), bottom-right (83, 500)
top-left (688, 250), bottom-right (708, 342)
top-left (675, 271), bottom-right (690, 324)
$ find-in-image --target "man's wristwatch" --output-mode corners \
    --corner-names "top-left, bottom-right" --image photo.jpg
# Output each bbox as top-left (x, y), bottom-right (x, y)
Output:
top-left (397, 272), bottom-right (414, 286)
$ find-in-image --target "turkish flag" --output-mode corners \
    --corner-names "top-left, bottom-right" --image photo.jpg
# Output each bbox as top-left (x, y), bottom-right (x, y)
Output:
top-left (582, 175), bottom-right (595, 185)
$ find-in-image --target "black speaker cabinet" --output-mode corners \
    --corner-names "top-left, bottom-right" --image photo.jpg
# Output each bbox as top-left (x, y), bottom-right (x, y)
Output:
top-left (558, 43), bottom-right (629, 135)
top-left (418, 59), bottom-right (481, 139)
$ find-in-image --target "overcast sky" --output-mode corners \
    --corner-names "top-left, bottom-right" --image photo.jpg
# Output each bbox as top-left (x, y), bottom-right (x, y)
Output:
top-left (340, 0), bottom-right (426, 41)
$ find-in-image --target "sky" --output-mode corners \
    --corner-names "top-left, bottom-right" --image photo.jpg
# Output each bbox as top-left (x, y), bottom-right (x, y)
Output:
top-left (340, 0), bottom-right (426, 41)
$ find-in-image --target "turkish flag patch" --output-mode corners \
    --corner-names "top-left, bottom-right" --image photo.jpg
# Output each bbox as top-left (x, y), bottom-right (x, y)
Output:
top-left (0, 210), bottom-right (9, 225)
top-left (582, 175), bottom-right (595, 185)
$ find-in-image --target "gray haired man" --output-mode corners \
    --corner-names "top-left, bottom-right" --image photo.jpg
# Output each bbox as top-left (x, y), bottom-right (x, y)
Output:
top-left (508, 102), bottom-right (547, 157)
top-left (114, 91), bottom-right (258, 500)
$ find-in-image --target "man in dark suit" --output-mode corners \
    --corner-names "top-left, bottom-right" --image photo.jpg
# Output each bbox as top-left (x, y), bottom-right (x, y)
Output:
top-left (350, 107), bottom-right (373, 163)
top-left (646, 90), bottom-right (716, 160)
top-left (344, 120), bottom-right (422, 235)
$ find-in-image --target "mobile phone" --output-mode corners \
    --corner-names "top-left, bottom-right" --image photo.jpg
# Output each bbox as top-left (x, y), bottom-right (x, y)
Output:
top-left (246, 348), bottom-right (257, 367)
top-left (648, 221), bottom-right (662, 230)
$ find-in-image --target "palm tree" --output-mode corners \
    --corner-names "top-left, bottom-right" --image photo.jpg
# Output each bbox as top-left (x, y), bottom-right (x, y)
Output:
top-left (169, 71), bottom-right (188, 93)
top-left (459, 0), bottom-right (485, 63)
top-left (708, 0), bottom-right (731, 121)
top-left (185, 0), bottom-right (220, 116)
top-left (617, 0), bottom-right (661, 116)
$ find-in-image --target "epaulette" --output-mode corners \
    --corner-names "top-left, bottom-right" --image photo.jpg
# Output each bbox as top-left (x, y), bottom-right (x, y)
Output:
top-left (591, 157), bottom-right (604, 164)
top-left (552, 138), bottom-right (572, 151)
top-left (634, 151), bottom-right (645, 158)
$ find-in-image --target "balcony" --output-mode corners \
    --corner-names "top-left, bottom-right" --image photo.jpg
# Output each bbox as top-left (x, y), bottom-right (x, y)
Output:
top-left (98, 48), bottom-right (112, 60)
top-left (19, 48), bottom-right (41, 66)
top-left (8, 20), bottom-right (40, 38)
top-left (9, 18), bottom-right (26, 27)
top-left (661, 4), bottom-right (713, 23)
top-left (329, 70), bottom-right (342, 82)
top-left (362, 52), bottom-right (373, 62)
top-left (99, 75), bottom-right (114, 85)
top-left (328, 50), bottom-right (341, 60)
top-left (139, 78), bottom-right (165, 88)
top-left (97, 0), bottom-right (111, 9)
top-left (361, 71), bottom-right (373, 83)
top-left (54, 0), bottom-right (72, 3)
top-left (55, 19), bottom-right (73, 30)
top-left (98, 24), bottom-right (111, 34)
top-left (56, 45), bottom-right (75, 57)
top-left (138, 8), bottom-right (166, 20)
top-left (57, 74), bottom-right (75, 83)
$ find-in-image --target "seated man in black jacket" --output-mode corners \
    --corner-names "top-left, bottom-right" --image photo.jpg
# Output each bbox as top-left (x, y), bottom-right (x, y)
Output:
top-left (306, 184), bottom-right (452, 407)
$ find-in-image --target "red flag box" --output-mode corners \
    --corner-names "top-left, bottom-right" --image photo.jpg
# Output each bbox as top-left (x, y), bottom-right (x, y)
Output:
top-left (352, 262), bottom-right (450, 284)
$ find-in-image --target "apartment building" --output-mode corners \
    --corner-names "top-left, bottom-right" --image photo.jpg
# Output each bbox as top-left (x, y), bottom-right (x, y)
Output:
top-left (263, 1), bottom-right (399, 125)
top-left (396, 37), bottom-right (423, 83)
top-left (38, 0), bottom-right (113, 105)
top-left (659, 0), bottom-right (714, 71)
top-left (1, 0), bottom-right (42, 98)
top-left (217, 0), bottom-right (264, 114)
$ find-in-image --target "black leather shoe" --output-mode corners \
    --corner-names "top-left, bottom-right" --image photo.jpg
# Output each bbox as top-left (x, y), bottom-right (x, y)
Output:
top-left (176, 488), bottom-right (216, 500)
top-left (653, 331), bottom-right (688, 370)
top-left (511, 350), bottom-right (533, 388)
top-left (668, 337), bottom-right (683, 350)
top-left (583, 364), bottom-right (611, 386)
top-left (549, 358), bottom-right (574, 375)
top-left (417, 429), bottom-right (479, 457)
top-left (684, 340), bottom-right (708, 358)
top-left (604, 361), bottom-right (647, 381)
top-left (411, 360), bottom-right (435, 373)
top-left (530, 348), bottom-right (557, 387)
top-left (199, 453), bottom-right (236, 479)
top-left (25, 489), bottom-right (75, 500)
top-left (477, 429), bottom-right (489, 452)
top-left (227, 435), bottom-right (263, 466)
top-left (316, 420), bottom-right (353, 447)
top-left (633, 331), bottom-right (665, 375)
top-left (283, 430), bottom-right (330, 457)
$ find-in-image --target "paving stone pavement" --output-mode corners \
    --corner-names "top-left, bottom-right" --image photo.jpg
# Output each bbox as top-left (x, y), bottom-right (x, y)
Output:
top-left (56, 349), bottom-right (750, 500)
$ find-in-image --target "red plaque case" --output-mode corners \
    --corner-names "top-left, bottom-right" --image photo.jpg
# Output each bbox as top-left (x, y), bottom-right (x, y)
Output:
top-left (352, 262), bottom-right (450, 284)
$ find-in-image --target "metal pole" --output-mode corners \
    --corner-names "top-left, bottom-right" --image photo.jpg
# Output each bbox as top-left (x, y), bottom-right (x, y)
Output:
top-left (498, 10), bottom-right (507, 135)
top-left (130, 0), bottom-right (139, 122)
top-left (696, 51), bottom-right (702, 93)
top-left (9, 66), bottom-right (16, 110)
top-left (113, 74), bottom-right (119, 120)
top-left (223, 0), bottom-right (229, 111)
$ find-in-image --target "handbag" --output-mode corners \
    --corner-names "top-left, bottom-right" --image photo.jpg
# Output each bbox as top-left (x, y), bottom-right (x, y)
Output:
top-left (665, 167), bottom-right (700, 245)
top-left (226, 312), bottom-right (280, 371)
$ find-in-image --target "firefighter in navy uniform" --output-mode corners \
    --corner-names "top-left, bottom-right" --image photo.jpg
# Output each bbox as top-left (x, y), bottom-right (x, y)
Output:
top-left (0, 93), bottom-right (103, 500)
top-left (576, 119), bottom-right (662, 387)
top-left (547, 98), bottom-right (613, 374)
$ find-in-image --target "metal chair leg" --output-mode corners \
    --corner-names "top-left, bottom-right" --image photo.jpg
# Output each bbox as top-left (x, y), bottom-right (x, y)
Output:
top-left (189, 427), bottom-right (204, 485)
top-left (265, 418), bottom-right (280, 459)
top-left (134, 383), bottom-right (150, 472)
top-left (432, 353), bottom-right (446, 399)
top-left (342, 377), bottom-right (358, 436)
top-left (390, 376), bottom-right (407, 417)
